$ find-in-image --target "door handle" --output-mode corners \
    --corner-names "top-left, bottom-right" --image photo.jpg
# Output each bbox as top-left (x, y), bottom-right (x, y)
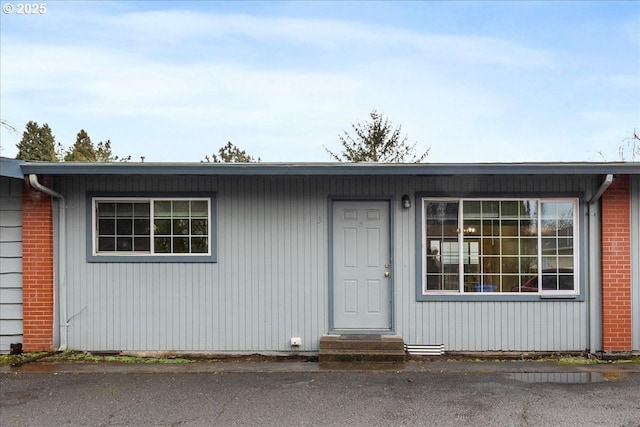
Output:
top-left (384, 271), bottom-right (390, 278)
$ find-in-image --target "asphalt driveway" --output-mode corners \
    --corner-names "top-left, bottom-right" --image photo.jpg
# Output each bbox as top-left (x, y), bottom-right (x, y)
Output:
top-left (1, 360), bottom-right (639, 426)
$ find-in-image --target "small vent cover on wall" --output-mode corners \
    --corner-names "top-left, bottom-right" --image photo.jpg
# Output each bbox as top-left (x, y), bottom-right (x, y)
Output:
top-left (404, 344), bottom-right (445, 356)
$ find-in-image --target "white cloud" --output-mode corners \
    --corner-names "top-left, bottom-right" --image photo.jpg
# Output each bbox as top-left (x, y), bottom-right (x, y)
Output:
top-left (1, 5), bottom-right (637, 163)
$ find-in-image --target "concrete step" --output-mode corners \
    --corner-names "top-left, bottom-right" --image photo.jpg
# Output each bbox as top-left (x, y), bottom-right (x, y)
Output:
top-left (319, 335), bottom-right (406, 363)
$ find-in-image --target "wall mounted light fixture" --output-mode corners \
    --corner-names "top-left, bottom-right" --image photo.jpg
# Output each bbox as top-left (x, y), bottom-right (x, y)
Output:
top-left (401, 194), bottom-right (411, 209)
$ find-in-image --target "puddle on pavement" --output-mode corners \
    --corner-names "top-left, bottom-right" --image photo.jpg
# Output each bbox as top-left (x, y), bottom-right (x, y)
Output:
top-left (507, 372), bottom-right (622, 383)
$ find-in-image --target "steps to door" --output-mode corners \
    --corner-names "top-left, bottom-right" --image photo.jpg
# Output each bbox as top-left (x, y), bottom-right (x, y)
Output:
top-left (318, 334), bottom-right (406, 363)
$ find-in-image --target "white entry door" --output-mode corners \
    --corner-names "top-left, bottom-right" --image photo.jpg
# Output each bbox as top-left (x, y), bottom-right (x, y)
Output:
top-left (332, 201), bottom-right (392, 330)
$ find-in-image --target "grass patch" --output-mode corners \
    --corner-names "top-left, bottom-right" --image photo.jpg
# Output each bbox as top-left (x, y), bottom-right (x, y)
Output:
top-left (555, 356), bottom-right (601, 365)
top-left (611, 359), bottom-right (640, 364)
top-left (48, 351), bottom-right (195, 364)
top-left (1, 351), bottom-right (195, 365)
top-left (0, 352), bottom-right (51, 367)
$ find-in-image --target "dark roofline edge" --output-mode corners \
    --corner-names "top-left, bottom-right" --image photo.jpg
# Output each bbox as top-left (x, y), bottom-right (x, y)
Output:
top-left (18, 161), bottom-right (640, 176)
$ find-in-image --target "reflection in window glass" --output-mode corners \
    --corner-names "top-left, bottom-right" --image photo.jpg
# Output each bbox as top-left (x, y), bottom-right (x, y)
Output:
top-left (95, 198), bottom-right (210, 256)
top-left (422, 198), bottom-right (577, 295)
top-left (424, 201), bottom-right (459, 292)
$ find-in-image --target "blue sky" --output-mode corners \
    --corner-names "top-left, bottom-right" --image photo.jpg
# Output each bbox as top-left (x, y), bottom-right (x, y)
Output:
top-left (1, 1), bottom-right (638, 162)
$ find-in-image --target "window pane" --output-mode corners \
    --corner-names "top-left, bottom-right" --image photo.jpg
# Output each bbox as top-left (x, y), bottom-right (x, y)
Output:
top-left (191, 201), bottom-right (208, 217)
top-left (441, 274), bottom-right (459, 291)
top-left (154, 219), bottom-right (171, 235)
top-left (482, 201), bottom-right (499, 218)
top-left (116, 203), bottom-right (133, 217)
top-left (520, 219), bottom-right (537, 236)
top-left (154, 237), bottom-right (171, 253)
top-left (502, 275), bottom-right (521, 292)
top-left (424, 200), bottom-right (460, 293)
top-left (191, 219), bottom-right (208, 235)
top-left (134, 203), bottom-right (150, 217)
top-left (116, 237), bottom-right (133, 251)
top-left (134, 219), bottom-right (150, 235)
top-left (98, 237), bottom-right (115, 251)
top-left (541, 256), bottom-right (555, 269)
top-left (519, 238), bottom-right (538, 255)
top-left (502, 258), bottom-right (520, 273)
top-left (482, 220), bottom-right (500, 237)
top-left (501, 201), bottom-right (519, 218)
top-left (117, 218), bottom-right (132, 235)
top-left (173, 237), bottom-right (189, 253)
top-left (462, 220), bottom-right (480, 236)
top-left (98, 218), bottom-right (115, 235)
top-left (541, 220), bottom-right (559, 236)
top-left (558, 221), bottom-right (573, 237)
top-left (464, 201), bottom-right (481, 218)
top-left (520, 200), bottom-right (538, 218)
top-left (558, 274), bottom-right (574, 290)
top-left (191, 237), bottom-right (208, 253)
top-left (97, 203), bottom-right (115, 216)
top-left (172, 201), bottom-right (190, 217)
top-left (502, 238), bottom-right (519, 255)
top-left (520, 256), bottom-right (538, 273)
top-left (155, 201), bottom-right (171, 217)
top-left (501, 220), bottom-right (519, 236)
top-left (426, 245), bottom-right (441, 291)
top-left (173, 219), bottom-right (189, 235)
top-left (426, 201), bottom-right (458, 219)
top-left (134, 237), bottom-right (150, 252)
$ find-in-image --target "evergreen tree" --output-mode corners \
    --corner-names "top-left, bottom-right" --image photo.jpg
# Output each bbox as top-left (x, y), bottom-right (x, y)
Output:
top-left (65, 129), bottom-right (95, 161)
top-left (64, 131), bottom-right (131, 162)
top-left (203, 142), bottom-right (260, 163)
top-left (96, 140), bottom-right (130, 162)
top-left (325, 110), bottom-right (430, 163)
top-left (15, 121), bottom-right (60, 161)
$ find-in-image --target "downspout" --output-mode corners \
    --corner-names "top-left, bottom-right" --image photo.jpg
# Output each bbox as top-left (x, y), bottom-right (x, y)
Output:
top-left (587, 174), bottom-right (614, 354)
top-left (28, 174), bottom-right (68, 351)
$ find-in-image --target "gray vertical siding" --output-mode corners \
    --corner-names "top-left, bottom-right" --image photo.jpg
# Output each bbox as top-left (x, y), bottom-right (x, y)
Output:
top-left (0, 177), bottom-right (23, 353)
top-left (57, 174), bottom-right (598, 353)
top-left (632, 176), bottom-right (640, 351)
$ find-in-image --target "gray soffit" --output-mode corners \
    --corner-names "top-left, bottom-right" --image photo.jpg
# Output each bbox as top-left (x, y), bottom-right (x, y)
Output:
top-left (18, 161), bottom-right (640, 177)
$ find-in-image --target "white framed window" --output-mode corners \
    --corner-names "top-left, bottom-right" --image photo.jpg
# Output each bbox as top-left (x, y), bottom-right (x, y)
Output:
top-left (91, 196), bottom-right (213, 258)
top-left (421, 198), bottom-right (579, 295)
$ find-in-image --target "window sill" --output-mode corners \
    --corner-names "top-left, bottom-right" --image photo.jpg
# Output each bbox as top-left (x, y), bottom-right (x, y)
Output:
top-left (539, 294), bottom-right (578, 300)
top-left (418, 293), bottom-right (584, 302)
top-left (88, 254), bottom-right (216, 263)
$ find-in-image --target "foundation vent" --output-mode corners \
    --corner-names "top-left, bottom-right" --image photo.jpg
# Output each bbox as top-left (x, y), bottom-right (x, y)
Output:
top-left (404, 344), bottom-right (445, 356)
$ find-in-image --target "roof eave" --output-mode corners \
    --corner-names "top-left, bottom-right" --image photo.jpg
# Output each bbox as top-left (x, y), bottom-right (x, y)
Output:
top-left (18, 161), bottom-right (640, 176)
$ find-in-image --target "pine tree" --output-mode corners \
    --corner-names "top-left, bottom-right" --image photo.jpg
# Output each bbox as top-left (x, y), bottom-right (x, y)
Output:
top-left (15, 121), bottom-right (60, 161)
top-left (65, 129), bottom-right (96, 161)
top-left (95, 140), bottom-right (130, 162)
top-left (203, 142), bottom-right (260, 163)
top-left (325, 110), bottom-right (430, 163)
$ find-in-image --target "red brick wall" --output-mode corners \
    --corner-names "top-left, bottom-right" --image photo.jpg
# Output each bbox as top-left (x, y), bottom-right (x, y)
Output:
top-left (601, 174), bottom-right (632, 351)
top-left (22, 180), bottom-right (55, 352)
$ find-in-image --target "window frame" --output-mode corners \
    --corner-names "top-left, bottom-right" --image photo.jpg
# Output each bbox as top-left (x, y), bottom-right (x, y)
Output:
top-left (415, 192), bottom-right (585, 302)
top-left (87, 192), bottom-right (217, 263)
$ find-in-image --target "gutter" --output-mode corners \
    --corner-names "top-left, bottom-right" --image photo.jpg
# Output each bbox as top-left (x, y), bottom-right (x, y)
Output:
top-left (587, 174), bottom-right (614, 354)
top-left (28, 174), bottom-right (68, 351)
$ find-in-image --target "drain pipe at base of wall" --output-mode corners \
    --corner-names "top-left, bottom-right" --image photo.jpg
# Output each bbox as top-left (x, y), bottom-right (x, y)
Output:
top-left (587, 174), bottom-right (614, 354)
top-left (28, 174), bottom-right (68, 351)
